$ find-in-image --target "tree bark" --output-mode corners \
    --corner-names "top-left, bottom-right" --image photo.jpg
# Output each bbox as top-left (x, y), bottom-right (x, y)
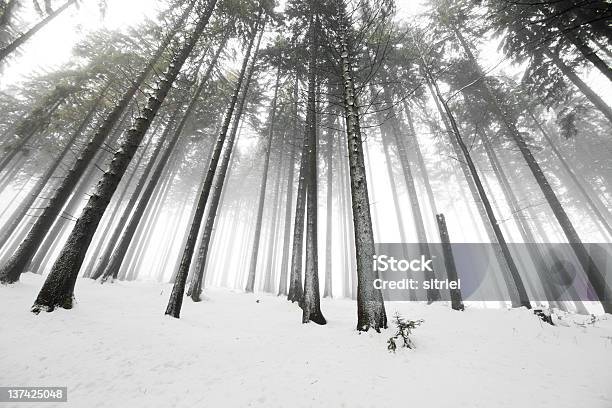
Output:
top-left (301, 10), bottom-right (325, 324)
top-left (334, 0), bottom-right (386, 331)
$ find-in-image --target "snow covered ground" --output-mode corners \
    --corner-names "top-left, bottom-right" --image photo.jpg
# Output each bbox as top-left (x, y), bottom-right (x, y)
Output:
top-left (1, 273), bottom-right (611, 408)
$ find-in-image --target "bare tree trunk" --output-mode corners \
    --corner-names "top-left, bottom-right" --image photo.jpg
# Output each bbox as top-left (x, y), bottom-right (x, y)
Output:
top-left (334, 0), bottom-right (386, 331)
top-left (323, 114), bottom-right (334, 298)
top-left (245, 65), bottom-right (281, 292)
top-left (424, 79), bottom-right (523, 306)
top-left (436, 213), bottom-right (464, 311)
top-left (98, 37), bottom-right (226, 283)
top-left (263, 139), bottom-right (285, 293)
top-left (301, 10), bottom-right (325, 324)
top-left (278, 77), bottom-right (298, 296)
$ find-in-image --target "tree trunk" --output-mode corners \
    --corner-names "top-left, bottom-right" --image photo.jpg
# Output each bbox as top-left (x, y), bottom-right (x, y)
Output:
top-left (30, 0), bottom-right (217, 312)
top-left (424, 80), bottom-right (514, 300)
top-left (278, 77), bottom-right (299, 296)
top-left (93, 103), bottom-right (183, 281)
top-left (301, 11), bottom-right (325, 325)
top-left (334, 0), bottom-right (386, 331)
top-left (546, 50), bottom-right (612, 124)
top-left (165, 11), bottom-right (262, 318)
top-left (323, 113), bottom-right (334, 298)
top-left (245, 65), bottom-right (281, 292)
top-left (436, 213), bottom-right (464, 311)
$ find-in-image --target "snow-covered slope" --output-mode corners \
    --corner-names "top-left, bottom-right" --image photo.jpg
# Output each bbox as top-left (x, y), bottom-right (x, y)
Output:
top-left (1, 273), bottom-right (611, 408)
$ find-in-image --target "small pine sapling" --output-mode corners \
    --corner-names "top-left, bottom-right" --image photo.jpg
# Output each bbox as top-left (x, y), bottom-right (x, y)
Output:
top-left (387, 313), bottom-right (424, 352)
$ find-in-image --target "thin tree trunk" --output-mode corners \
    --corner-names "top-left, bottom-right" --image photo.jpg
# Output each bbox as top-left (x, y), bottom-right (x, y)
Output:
top-left (263, 140), bottom-right (285, 293)
top-left (546, 50), bottom-right (612, 124)
top-left (323, 114), bottom-right (334, 298)
top-left (245, 65), bottom-right (281, 292)
top-left (424, 79), bottom-right (523, 306)
top-left (436, 213), bottom-right (464, 311)
top-left (278, 77), bottom-right (298, 296)
top-left (529, 111), bottom-right (612, 237)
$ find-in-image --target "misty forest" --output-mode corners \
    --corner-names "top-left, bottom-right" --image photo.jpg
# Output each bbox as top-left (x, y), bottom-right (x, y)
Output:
top-left (1, 0), bottom-right (612, 405)
top-left (1, 0), bottom-right (612, 322)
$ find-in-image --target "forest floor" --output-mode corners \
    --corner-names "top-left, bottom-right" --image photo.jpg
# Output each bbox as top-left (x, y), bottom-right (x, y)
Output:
top-left (1, 273), bottom-right (612, 408)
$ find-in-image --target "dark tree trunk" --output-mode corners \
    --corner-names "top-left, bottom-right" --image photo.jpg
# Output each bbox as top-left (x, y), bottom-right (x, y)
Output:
top-left (424, 77), bottom-right (526, 307)
top-left (165, 11), bottom-right (262, 318)
top-left (301, 11), bottom-right (325, 325)
top-left (436, 213), bottom-right (464, 311)
top-left (278, 77), bottom-right (299, 296)
top-left (334, 0), bottom-right (386, 331)
top-left (323, 112), bottom-right (334, 298)
top-left (245, 65), bottom-right (281, 292)
top-left (30, 0), bottom-right (217, 312)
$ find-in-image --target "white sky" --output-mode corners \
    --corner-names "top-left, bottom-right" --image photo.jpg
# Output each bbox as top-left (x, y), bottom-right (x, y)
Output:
top-left (0, 0), bottom-right (158, 88)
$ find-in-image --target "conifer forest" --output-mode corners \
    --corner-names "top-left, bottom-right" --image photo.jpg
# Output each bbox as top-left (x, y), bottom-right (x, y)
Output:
top-left (0, 0), bottom-right (611, 406)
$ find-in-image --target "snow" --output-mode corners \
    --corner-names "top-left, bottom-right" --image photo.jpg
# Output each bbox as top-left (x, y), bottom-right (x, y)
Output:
top-left (1, 273), bottom-right (611, 408)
